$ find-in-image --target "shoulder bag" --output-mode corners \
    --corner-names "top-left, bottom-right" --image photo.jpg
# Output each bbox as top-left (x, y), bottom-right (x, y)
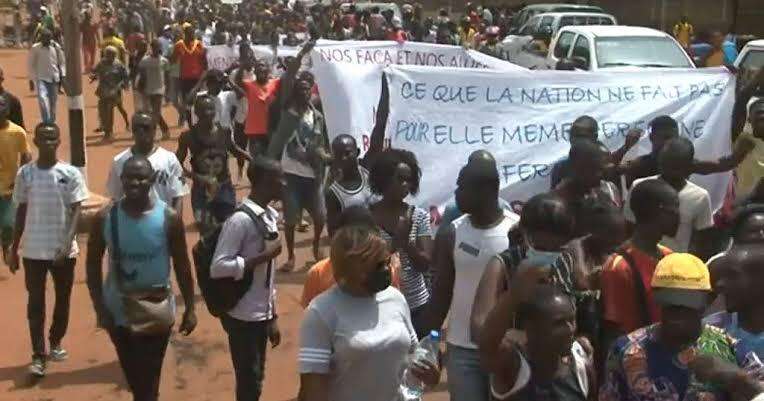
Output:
top-left (111, 203), bottom-right (176, 335)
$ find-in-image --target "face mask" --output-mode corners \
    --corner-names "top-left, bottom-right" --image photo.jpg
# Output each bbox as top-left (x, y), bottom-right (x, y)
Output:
top-left (365, 268), bottom-right (391, 294)
top-left (524, 236), bottom-right (562, 268)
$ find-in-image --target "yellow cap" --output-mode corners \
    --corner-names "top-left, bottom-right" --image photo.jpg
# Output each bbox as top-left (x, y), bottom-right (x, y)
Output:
top-left (182, 22), bottom-right (193, 29)
top-left (651, 253), bottom-right (711, 291)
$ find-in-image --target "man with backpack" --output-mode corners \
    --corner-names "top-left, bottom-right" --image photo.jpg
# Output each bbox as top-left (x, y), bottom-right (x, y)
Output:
top-left (209, 157), bottom-right (285, 401)
top-left (600, 179), bottom-right (680, 355)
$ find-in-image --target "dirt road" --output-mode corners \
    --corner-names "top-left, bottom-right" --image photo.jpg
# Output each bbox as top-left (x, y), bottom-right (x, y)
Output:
top-left (0, 49), bottom-right (449, 401)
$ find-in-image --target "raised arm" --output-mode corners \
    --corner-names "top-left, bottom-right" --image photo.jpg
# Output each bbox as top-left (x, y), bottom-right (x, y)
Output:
top-left (693, 134), bottom-right (755, 175)
top-left (610, 128), bottom-right (642, 166)
top-left (279, 40), bottom-right (316, 110)
top-left (361, 72), bottom-right (390, 169)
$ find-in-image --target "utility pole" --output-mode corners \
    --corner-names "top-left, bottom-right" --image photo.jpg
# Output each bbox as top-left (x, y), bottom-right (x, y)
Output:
top-left (60, 0), bottom-right (86, 168)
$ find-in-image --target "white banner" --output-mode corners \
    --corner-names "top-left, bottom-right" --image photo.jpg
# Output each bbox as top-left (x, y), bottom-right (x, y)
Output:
top-left (311, 41), bottom-right (524, 152)
top-left (384, 65), bottom-right (735, 212)
top-left (206, 44), bottom-right (239, 71)
top-left (205, 43), bottom-right (315, 73)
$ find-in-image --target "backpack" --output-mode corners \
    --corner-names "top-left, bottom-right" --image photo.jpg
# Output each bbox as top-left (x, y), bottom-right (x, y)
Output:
top-left (192, 206), bottom-right (264, 317)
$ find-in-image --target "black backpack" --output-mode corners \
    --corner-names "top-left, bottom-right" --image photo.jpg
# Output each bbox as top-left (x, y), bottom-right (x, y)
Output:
top-left (192, 206), bottom-right (263, 317)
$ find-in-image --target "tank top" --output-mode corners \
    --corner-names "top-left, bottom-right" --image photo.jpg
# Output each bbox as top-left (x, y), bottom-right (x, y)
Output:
top-left (102, 201), bottom-right (173, 327)
top-left (447, 211), bottom-right (518, 348)
top-left (327, 166), bottom-right (373, 211)
top-left (491, 341), bottom-right (589, 401)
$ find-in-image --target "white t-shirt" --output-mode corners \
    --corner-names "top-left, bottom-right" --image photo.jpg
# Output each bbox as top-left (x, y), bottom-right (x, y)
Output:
top-left (299, 286), bottom-right (417, 401)
top-left (625, 175), bottom-right (714, 252)
top-left (13, 162), bottom-right (89, 259)
top-left (192, 90), bottom-right (238, 129)
top-left (106, 147), bottom-right (189, 204)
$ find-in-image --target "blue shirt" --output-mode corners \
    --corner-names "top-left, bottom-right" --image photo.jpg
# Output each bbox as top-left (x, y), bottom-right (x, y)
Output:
top-left (705, 312), bottom-right (764, 381)
top-left (102, 201), bottom-right (172, 327)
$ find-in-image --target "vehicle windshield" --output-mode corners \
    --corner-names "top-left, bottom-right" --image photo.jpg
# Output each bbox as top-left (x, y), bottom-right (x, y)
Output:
top-left (595, 36), bottom-right (692, 68)
top-left (739, 49), bottom-right (764, 83)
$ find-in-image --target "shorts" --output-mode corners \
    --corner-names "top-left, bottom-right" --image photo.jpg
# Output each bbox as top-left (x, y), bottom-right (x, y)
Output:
top-left (191, 180), bottom-right (237, 224)
top-left (0, 195), bottom-right (15, 244)
top-left (284, 174), bottom-right (325, 227)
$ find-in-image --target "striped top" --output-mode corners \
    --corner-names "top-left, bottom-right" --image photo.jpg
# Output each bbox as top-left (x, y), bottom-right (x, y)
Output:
top-left (379, 207), bottom-right (432, 310)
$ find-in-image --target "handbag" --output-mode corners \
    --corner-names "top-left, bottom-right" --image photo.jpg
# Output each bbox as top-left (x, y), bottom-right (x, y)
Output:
top-left (111, 203), bottom-right (175, 335)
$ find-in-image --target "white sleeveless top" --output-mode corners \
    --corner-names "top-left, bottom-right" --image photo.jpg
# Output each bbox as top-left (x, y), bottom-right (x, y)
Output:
top-left (447, 210), bottom-right (519, 349)
top-left (327, 166), bottom-right (374, 211)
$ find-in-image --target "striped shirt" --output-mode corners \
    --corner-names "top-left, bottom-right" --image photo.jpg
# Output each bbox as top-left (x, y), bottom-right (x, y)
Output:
top-left (379, 207), bottom-right (432, 310)
top-left (13, 162), bottom-right (89, 260)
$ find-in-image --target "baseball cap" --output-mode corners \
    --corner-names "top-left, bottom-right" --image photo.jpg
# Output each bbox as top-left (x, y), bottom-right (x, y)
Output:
top-left (651, 253), bottom-right (711, 310)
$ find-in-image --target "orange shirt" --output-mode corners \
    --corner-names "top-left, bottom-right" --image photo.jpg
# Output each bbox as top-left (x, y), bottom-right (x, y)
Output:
top-left (243, 78), bottom-right (280, 136)
top-left (301, 255), bottom-right (402, 308)
top-left (175, 40), bottom-right (205, 80)
top-left (600, 244), bottom-right (672, 334)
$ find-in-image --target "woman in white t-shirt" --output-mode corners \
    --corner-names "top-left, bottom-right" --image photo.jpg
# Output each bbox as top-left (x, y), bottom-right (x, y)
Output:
top-left (299, 225), bottom-right (440, 401)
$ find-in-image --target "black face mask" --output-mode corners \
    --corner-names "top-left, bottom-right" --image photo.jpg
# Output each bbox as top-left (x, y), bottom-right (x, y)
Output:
top-left (365, 267), bottom-right (391, 294)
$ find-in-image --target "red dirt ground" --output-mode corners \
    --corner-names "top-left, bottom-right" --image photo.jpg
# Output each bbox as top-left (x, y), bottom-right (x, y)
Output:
top-left (0, 49), bottom-right (449, 401)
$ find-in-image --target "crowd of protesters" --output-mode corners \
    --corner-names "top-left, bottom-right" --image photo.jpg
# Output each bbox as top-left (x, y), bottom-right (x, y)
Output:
top-left (4, 1), bottom-right (764, 401)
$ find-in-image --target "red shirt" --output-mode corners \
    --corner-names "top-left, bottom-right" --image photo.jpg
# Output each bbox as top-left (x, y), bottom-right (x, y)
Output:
top-left (126, 32), bottom-right (146, 55)
top-left (601, 244), bottom-right (672, 334)
top-left (175, 40), bottom-right (206, 80)
top-left (243, 78), bottom-right (280, 136)
top-left (387, 29), bottom-right (408, 43)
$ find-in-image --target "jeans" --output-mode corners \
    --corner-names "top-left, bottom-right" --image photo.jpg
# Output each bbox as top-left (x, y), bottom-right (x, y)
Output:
top-left (446, 344), bottom-right (490, 401)
top-left (36, 80), bottom-right (58, 123)
top-left (221, 315), bottom-right (269, 401)
top-left (108, 326), bottom-right (171, 401)
top-left (24, 258), bottom-right (76, 358)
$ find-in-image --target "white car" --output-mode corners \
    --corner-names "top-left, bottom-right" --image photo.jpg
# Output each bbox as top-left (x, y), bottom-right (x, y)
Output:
top-left (516, 12), bottom-right (617, 37)
top-left (547, 26), bottom-right (695, 70)
top-left (735, 39), bottom-right (764, 85)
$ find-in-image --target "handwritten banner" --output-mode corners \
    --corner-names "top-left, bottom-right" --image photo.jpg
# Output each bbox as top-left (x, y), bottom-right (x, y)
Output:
top-left (384, 65), bottom-right (735, 211)
top-left (310, 41), bottom-right (524, 151)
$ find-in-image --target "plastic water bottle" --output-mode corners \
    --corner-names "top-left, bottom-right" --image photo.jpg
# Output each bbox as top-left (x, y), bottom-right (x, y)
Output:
top-left (399, 330), bottom-right (440, 401)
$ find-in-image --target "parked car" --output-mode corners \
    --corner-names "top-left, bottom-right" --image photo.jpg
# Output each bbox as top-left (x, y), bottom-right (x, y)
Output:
top-left (516, 12), bottom-right (617, 37)
top-left (735, 39), bottom-right (764, 85)
top-left (547, 26), bottom-right (695, 70)
top-left (511, 3), bottom-right (605, 33)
